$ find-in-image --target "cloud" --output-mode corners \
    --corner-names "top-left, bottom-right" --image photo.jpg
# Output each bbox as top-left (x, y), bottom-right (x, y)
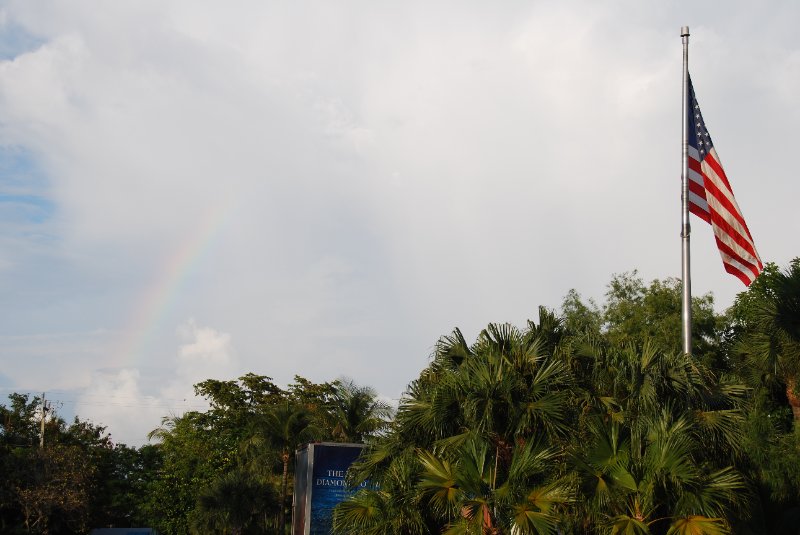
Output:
top-left (73, 320), bottom-right (234, 446)
top-left (0, 330), bottom-right (117, 390)
top-left (74, 368), bottom-right (167, 445)
top-left (175, 319), bottom-right (238, 385)
top-left (0, 0), bottom-right (798, 445)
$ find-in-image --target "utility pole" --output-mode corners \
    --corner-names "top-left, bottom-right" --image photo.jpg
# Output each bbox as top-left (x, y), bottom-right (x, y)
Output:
top-left (39, 392), bottom-right (47, 448)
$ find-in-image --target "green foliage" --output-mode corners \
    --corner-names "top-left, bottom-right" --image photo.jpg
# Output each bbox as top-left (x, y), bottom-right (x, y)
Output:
top-left (337, 313), bottom-right (577, 535)
top-left (564, 272), bottom-right (723, 367)
top-left (15, 443), bottom-right (96, 534)
top-left (191, 468), bottom-right (279, 534)
top-left (326, 378), bottom-right (393, 443)
top-left (0, 393), bottom-right (160, 534)
top-left (724, 258), bottom-right (800, 533)
top-left (0, 393), bottom-right (43, 446)
top-left (141, 373), bottom-right (389, 534)
top-left (730, 259), bottom-right (800, 401)
top-left (335, 276), bottom-right (761, 535)
top-left (287, 375), bottom-right (339, 412)
top-left (4, 264), bottom-right (800, 534)
top-left (194, 373), bottom-right (286, 412)
top-left (248, 401), bottom-right (319, 534)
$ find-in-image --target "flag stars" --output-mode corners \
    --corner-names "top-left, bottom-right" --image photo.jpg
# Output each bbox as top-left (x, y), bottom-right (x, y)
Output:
top-left (689, 90), bottom-right (715, 153)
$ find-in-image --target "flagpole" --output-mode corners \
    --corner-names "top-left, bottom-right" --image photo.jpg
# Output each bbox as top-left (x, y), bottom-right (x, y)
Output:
top-left (680, 26), bottom-right (692, 356)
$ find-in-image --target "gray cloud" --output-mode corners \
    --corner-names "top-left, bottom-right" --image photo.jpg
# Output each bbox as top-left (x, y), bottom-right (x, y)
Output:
top-left (1, 0), bottom-right (797, 445)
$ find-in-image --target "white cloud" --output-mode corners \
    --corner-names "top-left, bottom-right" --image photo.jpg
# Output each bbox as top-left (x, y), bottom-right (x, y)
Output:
top-left (175, 319), bottom-right (237, 382)
top-left (72, 320), bottom-right (234, 446)
top-left (75, 368), bottom-right (167, 446)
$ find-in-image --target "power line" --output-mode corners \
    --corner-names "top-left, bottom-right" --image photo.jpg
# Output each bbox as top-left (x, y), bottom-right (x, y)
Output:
top-left (0, 387), bottom-right (201, 402)
top-left (0, 389), bottom-right (208, 411)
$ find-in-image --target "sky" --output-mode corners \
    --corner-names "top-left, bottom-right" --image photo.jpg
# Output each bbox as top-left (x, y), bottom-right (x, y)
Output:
top-left (1, 0), bottom-right (798, 446)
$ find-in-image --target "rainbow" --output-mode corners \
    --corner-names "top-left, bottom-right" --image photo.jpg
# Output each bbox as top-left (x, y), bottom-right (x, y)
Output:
top-left (116, 198), bottom-right (235, 366)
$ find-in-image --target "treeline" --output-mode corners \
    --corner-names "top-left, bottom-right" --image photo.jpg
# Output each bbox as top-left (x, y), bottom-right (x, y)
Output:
top-left (0, 377), bottom-right (391, 534)
top-left (2, 259), bottom-right (799, 534)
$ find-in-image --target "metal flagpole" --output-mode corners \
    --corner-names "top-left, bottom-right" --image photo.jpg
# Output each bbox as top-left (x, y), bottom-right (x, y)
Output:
top-left (680, 26), bottom-right (692, 356)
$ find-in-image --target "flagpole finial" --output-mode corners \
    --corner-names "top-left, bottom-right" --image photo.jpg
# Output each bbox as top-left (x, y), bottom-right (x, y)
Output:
top-left (681, 26), bottom-right (690, 37)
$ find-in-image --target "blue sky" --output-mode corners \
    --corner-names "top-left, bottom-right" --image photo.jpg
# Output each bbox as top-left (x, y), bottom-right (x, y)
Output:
top-left (1, 0), bottom-right (799, 445)
top-left (0, 17), bottom-right (42, 60)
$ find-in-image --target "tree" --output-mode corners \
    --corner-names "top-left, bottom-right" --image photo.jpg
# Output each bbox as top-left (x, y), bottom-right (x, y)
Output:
top-left (724, 259), bottom-right (800, 533)
top-left (416, 437), bottom-right (570, 535)
top-left (335, 314), bottom-right (577, 534)
top-left (0, 393), bottom-right (43, 447)
top-left (191, 468), bottom-right (279, 535)
top-left (1, 393), bottom-right (43, 531)
top-left (246, 401), bottom-right (319, 535)
top-left (333, 446), bottom-right (427, 535)
top-left (327, 379), bottom-right (392, 443)
top-left (144, 373), bottom-right (389, 534)
top-left (194, 373), bottom-right (287, 413)
top-left (336, 300), bottom-right (752, 534)
top-left (287, 375), bottom-right (339, 414)
top-left (144, 412), bottom-right (236, 535)
top-left (568, 341), bottom-right (749, 534)
top-left (563, 272), bottom-right (723, 365)
top-left (15, 443), bottom-right (96, 534)
top-left (0, 393), bottom-right (137, 534)
top-left (732, 259), bottom-right (800, 422)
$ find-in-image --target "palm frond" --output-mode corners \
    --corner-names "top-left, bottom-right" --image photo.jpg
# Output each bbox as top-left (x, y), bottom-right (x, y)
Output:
top-left (607, 514), bottom-right (651, 535)
top-left (417, 449), bottom-right (460, 514)
top-left (666, 515), bottom-right (729, 535)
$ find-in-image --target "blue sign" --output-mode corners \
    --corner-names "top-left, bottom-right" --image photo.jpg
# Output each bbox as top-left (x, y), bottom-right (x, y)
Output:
top-left (309, 444), bottom-right (367, 534)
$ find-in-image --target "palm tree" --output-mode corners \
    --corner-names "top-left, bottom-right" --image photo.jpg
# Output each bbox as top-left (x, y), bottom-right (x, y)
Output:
top-left (245, 402), bottom-right (319, 534)
top-left (735, 260), bottom-right (800, 423)
top-left (332, 445), bottom-right (428, 535)
top-left (336, 310), bottom-right (753, 534)
top-left (416, 436), bottom-right (571, 534)
top-left (327, 379), bottom-right (393, 443)
top-left (397, 321), bottom-right (573, 454)
top-left (569, 340), bottom-right (750, 534)
top-left (191, 468), bottom-right (279, 535)
top-left (570, 410), bottom-right (746, 534)
top-left (334, 315), bottom-right (576, 534)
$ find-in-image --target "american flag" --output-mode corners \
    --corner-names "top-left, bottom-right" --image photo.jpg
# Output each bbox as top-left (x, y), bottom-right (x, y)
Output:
top-left (687, 75), bottom-right (763, 286)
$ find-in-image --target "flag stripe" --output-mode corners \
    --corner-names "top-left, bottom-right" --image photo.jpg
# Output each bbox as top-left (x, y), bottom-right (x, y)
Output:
top-left (708, 208), bottom-right (760, 267)
top-left (688, 148), bottom-right (709, 218)
top-left (701, 146), bottom-right (734, 192)
top-left (703, 185), bottom-right (760, 260)
top-left (717, 239), bottom-right (760, 285)
top-left (688, 200), bottom-right (711, 223)
top-left (702, 151), bottom-right (751, 234)
top-left (688, 176), bottom-right (707, 199)
top-left (714, 235), bottom-right (760, 277)
top-left (724, 261), bottom-right (756, 286)
top-left (700, 154), bottom-right (761, 264)
top-left (711, 217), bottom-right (760, 270)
